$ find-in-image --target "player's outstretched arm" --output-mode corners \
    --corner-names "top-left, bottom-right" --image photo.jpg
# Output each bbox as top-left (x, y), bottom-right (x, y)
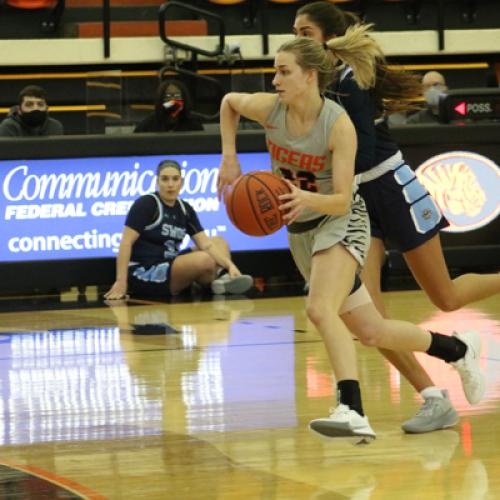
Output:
top-left (218, 92), bottom-right (277, 198)
top-left (104, 226), bottom-right (139, 300)
top-left (329, 112), bottom-right (357, 213)
top-left (192, 231), bottom-right (241, 277)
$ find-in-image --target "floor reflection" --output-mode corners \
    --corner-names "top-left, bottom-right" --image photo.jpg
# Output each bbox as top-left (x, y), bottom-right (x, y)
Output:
top-left (0, 291), bottom-right (496, 499)
top-left (0, 327), bottom-right (162, 445)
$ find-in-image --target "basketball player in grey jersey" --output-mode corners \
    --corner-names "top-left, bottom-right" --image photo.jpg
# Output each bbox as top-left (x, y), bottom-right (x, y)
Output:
top-left (217, 36), bottom-right (484, 442)
top-left (265, 96), bottom-right (370, 274)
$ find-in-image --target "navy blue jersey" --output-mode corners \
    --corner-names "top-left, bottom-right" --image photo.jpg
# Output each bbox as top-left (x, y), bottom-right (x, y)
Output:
top-left (327, 67), bottom-right (399, 174)
top-left (126, 192), bottom-right (203, 266)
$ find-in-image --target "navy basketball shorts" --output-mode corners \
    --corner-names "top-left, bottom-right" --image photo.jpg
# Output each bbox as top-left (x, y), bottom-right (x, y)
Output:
top-left (127, 248), bottom-right (195, 297)
top-left (128, 260), bottom-right (175, 297)
top-left (358, 163), bottom-right (449, 253)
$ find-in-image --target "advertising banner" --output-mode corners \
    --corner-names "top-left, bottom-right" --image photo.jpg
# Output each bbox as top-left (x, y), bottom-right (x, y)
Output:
top-left (0, 152), bottom-right (288, 262)
top-left (415, 151), bottom-right (500, 233)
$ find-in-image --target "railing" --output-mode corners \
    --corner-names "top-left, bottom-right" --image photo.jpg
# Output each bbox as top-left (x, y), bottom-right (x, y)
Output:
top-left (159, 0), bottom-right (226, 58)
top-left (42, 0), bottom-right (66, 34)
top-left (103, 0), bottom-right (110, 57)
top-left (158, 0), bottom-right (228, 121)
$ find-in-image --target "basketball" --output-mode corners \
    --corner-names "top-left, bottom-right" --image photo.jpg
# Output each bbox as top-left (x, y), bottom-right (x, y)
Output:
top-left (224, 171), bottom-right (291, 236)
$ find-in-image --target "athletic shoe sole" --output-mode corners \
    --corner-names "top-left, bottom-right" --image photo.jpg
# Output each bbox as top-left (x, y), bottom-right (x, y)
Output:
top-left (212, 275), bottom-right (253, 295)
top-left (309, 422), bottom-right (376, 445)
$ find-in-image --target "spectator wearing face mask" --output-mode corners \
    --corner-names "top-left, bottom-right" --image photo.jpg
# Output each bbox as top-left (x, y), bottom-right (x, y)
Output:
top-left (0, 85), bottom-right (64, 137)
top-left (134, 79), bottom-right (204, 133)
top-left (405, 71), bottom-right (448, 124)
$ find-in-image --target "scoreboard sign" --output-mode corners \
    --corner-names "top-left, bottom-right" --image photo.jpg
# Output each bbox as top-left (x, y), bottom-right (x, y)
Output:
top-left (439, 88), bottom-right (500, 122)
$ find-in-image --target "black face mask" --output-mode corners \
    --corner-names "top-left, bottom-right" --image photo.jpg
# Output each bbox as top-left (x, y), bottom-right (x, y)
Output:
top-left (20, 109), bottom-right (47, 127)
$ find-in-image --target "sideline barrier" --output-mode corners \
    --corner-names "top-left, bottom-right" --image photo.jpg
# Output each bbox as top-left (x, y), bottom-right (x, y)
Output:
top-left (0, 124), bottom-right (498, 293)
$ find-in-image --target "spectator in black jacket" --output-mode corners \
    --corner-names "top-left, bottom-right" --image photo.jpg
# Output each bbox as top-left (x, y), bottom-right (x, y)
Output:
top-left (0, 85), bottom-right (64, 137)
top-left (134, 79), bottom-right (203, 133)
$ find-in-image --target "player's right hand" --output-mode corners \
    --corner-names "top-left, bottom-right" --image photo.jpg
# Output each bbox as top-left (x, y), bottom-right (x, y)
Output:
top-left (104, 280), bottom-right (128, 300)
top-left (217, 154), bottom-right (242, 200)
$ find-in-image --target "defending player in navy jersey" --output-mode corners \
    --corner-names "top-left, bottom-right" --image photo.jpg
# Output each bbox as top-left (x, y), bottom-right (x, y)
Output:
top-left (293, 1), bottom-right (499, 434)
top-left (105, 159), bottom-right (253, 299)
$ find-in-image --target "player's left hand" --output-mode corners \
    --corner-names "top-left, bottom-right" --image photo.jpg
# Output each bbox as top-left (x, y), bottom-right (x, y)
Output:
top-left (226, 263), bottom-right (241, 278)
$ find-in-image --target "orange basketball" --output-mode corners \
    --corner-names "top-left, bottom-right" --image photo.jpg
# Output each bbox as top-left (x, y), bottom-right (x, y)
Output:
top-left (224, 171), bottom-right (291, 236)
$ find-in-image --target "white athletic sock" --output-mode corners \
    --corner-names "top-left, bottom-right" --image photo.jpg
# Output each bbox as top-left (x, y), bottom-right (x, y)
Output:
top-left (421, 386), bottom-right (444, 400)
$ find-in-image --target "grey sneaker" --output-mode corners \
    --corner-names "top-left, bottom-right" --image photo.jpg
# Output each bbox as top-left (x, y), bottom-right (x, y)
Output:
top-left (401, 390), bottom-right (459, 434)
top-left (309, 404), bottom-right (376, 444)
top-left (450, 330), bottom-right (485, 405)
top-left (211, 274), bottom-right (253, 295)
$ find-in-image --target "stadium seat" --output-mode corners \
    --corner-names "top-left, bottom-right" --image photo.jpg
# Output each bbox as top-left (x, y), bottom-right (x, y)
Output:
top-left (65, 0), bottom-right (164, 5)
top-left (4, 0), bottom-right (64, 34)
top-left (207, 0), bottom-right (246, 4)
top-left (205, 0), bottom-right (257, 29)
top-left (265, 0), bottom-right (300, 4)
top-left (77, 19), bottom-right (207, 38)
top-left (6, 0), bottom-right (56, 7)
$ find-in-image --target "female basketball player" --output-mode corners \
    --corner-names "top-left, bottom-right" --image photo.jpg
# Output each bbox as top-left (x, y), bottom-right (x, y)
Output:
top-left (292, 1), bottom-right (499, 433)
top-left (217, 35), bottom-right (484, 441)
top-left (104, 159), bottom-right (253, 300)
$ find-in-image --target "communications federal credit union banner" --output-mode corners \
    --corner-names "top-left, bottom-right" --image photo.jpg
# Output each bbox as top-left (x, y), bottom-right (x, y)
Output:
top-left (0, 152), bottom-right (288, 263)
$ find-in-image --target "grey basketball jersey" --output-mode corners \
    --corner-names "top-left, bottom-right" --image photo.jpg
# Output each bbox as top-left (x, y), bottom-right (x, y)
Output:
top-left (264, 96), bottom-right (346, 222)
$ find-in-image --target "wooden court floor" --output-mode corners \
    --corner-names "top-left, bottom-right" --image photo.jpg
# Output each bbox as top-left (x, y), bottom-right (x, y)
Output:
top-left (0, 289), bottom-right (498, 499)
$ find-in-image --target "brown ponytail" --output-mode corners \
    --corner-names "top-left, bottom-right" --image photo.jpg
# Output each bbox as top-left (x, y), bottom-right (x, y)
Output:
top-left (375, 65), bottom-right (423, 114)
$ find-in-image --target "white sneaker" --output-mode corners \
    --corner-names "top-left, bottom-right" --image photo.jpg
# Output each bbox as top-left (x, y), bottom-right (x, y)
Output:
top-left (309, 404), bottom-right (376, 444)
top-left (211, 274), bottom-right (253, 295)
top-left (450, 331), bottom-right (485, 405)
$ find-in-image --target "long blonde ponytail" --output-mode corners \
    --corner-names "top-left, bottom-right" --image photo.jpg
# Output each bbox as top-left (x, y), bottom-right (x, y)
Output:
top-left (325, 24), bottom-right (384, 90)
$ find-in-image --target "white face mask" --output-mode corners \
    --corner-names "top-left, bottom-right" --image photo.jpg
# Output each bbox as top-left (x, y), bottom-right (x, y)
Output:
top-left (424, 86), bottom-right (445, 108)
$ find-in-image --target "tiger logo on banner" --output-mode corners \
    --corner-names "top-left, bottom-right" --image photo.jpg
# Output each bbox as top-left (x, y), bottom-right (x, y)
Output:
top-left (415, 151), bottom-right (500, 233)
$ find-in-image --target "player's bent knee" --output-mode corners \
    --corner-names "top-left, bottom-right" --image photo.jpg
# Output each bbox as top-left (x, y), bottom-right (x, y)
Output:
top-left (305, 302), bottom-right (328, 326)
top-left (353, 323), bottom-right (383, 347)
top-left (430, 294), bottom-right (461, 312)
top-left (196, 252), bottom-right (217, 274)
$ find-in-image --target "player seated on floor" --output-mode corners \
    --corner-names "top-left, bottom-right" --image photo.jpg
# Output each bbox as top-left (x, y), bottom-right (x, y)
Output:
top-left (104, 159), bottom-right (253, 300)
